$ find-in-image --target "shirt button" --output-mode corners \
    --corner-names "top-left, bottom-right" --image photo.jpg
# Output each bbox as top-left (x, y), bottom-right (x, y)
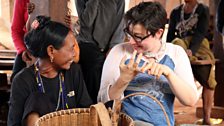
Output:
top-left (100, 48), bottom-right (104, 52)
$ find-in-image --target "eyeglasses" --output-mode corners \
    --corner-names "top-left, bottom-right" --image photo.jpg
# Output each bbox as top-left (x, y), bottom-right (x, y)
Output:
top-left (124, 28), bottom-right (151, 43)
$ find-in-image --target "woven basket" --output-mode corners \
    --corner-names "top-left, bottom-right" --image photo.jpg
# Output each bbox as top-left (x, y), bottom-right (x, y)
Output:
top-left (36, 92), bottom-right (170, 126)
top-left (35, 103), bottom-right (134, 126)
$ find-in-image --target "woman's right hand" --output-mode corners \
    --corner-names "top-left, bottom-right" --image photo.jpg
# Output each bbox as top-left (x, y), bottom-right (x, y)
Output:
top-left (119, 50), bottom-right (143, 83)
top-left (109, 50), bottom-right (144, 100)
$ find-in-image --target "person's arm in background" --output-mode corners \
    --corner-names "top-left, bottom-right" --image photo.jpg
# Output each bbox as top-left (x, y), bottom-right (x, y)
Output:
top-left (189, 4), bottom-right (209, 55)
top-left (107, 0), bottom-right (125, 55)
top-left (166, 8), bottom-right (178, 42)
top-left (11, 0), bottom-right (28, 55)
top-left (107, 18), bottom-right (125, 55)
top-left (217, 0), bottom-right (224, 34)
top-left (75, 0), bottom-right (99, 27)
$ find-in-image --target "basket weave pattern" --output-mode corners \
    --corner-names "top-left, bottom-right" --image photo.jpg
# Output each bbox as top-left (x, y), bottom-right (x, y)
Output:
top-left (36, 92), bottom-right (169, 126)
top-left (36, 108), bottom-right (91, 126)
top-left (35, 108), bottom-right (134, 126)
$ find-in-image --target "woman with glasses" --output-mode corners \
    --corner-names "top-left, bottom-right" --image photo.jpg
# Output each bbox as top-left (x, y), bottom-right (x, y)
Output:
top-left (98, 2), bottom-right (198, 126)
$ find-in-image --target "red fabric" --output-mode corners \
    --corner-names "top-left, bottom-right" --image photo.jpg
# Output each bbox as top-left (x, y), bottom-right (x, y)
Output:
top-left (11, 0), bottom-right (29, 54)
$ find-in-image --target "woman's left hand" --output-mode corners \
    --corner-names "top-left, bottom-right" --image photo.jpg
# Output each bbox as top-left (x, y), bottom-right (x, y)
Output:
top-left (141, 61), bottom-right (173, 79)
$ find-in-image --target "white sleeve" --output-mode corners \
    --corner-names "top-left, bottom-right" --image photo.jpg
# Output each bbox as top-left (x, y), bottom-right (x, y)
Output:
top-left (174, 45), bottom-right (198, 94)
top-left (97, 43), bottom-right (127, 103)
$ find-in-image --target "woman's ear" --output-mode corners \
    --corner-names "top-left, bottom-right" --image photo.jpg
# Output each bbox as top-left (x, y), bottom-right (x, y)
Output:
top-left (47, 45), bottom-right (55, 59)
top-left (155, 28), bottom-right (164, 39)
top-left (73, 39), bottom-right (80, 63)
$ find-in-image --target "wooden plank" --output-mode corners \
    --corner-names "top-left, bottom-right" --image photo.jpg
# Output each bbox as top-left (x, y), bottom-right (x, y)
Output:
top-left (196, 106), bottom-right (224, 118)
top-left (0, 60), bottom-right (14, 66)
top-left (0, 50), bottom-right (16, 59)
top-left (0, 59), bottom-right (14, 70)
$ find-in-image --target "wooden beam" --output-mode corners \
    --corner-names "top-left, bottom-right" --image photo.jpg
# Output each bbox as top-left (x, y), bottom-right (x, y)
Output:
top-left (196, 106), bottom-right (224, 118)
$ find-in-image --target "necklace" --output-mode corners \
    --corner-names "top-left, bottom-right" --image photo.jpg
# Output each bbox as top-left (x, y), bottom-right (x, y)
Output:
top-left (34, 61), bottom-right (69, 111)
top-left (143, 40), bottom-right (166, 62)
top-left (181, 3), bottom-right (198, 24)
top-left (176, 3), bottom-right (199, 37)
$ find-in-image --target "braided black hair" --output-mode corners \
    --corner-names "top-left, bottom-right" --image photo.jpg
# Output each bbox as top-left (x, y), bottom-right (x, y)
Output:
top-left (24, 16), bottom-right (70, 58)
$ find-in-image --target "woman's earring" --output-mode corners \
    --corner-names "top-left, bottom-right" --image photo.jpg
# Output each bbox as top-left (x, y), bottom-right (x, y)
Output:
top-left (50, 56), bottom-right (54, 63)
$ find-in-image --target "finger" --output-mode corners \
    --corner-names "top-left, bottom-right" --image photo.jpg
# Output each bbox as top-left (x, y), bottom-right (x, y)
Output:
top-left (133, 62), bottom-right (138, 69)
top-left (153, 64), bottom-right (160, 76)
top-left (141, 62), bottom-right (153, 72)
top-left (128, 50), bottom-right (137, 68)
top-left (128, 58), bottom-right (134, 69)
top-left (157, 70), bottom-right (163, 79)
top-left (132, 50), bottom-right (137, 59)
top-left (150, 62), bottom-right (157, 75)
top-left (120, 55), bottom-right (127, 67)
top-left (162, 65), bottom-right (171, 77)
top-left (135, 53), bottom-right (142, 68)
top-left (135, 53), bottom-right (142, 64)
top-left (153, 65), bottom-right (161, 79)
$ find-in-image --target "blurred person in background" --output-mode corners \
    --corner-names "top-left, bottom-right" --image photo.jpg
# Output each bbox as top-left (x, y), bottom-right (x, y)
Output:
top-left (75, 0), bottom-right (125, 103)
top-left (166, 0), bottom-right (217, 124)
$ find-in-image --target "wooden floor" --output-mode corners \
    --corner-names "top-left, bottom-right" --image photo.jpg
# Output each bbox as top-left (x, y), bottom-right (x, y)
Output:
top-left (174, 98), bottom-right (202, 125)
top-left (174, 98), bottom-right (224, 126)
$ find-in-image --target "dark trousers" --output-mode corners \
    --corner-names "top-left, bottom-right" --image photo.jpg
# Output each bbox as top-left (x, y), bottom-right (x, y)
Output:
top-left (191, 64), bottom-right (211, 89)
top-left (11, 53), bottom-right (26, 82)
top-left (79, 42), bottom-right (106, 103)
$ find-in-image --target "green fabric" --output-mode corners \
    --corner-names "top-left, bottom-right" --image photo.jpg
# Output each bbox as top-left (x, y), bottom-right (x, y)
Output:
top-left (172, 37), bottom-right (217, 89)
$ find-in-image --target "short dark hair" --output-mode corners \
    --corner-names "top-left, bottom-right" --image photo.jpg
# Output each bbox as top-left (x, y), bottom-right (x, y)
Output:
top-left (24, 16), bottom-right (70, 58)
top-left (125, 2), bottom-right (167, 36)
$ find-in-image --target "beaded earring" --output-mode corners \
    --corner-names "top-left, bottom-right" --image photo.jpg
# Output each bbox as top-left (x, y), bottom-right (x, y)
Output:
top-left (50, 56), bottom-right (54, 63)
